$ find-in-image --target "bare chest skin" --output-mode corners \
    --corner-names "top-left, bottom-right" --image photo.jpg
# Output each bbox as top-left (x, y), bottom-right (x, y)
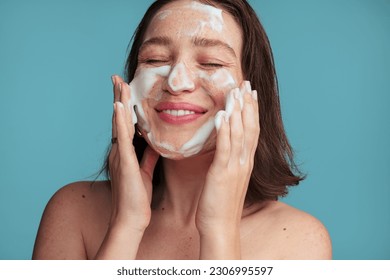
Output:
top-left (82, 182), bottom-right (284, 260)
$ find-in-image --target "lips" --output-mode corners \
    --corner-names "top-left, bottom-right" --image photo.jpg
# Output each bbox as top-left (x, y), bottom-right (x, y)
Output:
top-left (155, 102), bottom-right (207, 124)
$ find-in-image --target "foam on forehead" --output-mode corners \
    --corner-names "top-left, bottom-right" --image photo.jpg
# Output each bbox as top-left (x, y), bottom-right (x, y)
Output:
top-left (154, 1), bottom-right (224, 36)
top-left (186, 1), bottom-right (223, 33)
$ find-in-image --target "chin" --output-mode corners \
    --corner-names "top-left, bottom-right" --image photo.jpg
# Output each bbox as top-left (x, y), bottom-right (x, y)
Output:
top-left (141, 125), bottom-right (217, 160)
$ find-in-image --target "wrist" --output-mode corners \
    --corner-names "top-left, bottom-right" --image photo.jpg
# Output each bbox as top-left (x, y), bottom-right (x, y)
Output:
top-left (199, 231), bottom-right (241, 259)
top-left (94, 222), bottom-right (145, 260)
top-left (109, 215), bottom-right (149, 236)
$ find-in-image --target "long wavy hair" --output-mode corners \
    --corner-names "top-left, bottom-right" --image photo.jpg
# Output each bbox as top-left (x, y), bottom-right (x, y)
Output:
top-left (101, 0), bottom-right (304, 205)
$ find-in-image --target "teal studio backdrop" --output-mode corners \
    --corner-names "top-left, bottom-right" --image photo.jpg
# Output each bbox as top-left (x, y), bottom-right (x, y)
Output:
top-left (0, 0), bottom-right (389, 259)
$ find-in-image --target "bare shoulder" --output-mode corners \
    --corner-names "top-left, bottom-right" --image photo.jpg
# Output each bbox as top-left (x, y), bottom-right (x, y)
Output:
top-left (242, 201), bottom-right (332, 259)
top-left (33, 181), bottom-right (111, 259)
top-left (37, 181), bottom-right (110, 222)
top-left (47, 180), bottom-right (110, 209)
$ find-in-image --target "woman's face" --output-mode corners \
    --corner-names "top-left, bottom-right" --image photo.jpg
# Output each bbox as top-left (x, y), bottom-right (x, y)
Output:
top-left (130, 0), bottom-right (244, 159)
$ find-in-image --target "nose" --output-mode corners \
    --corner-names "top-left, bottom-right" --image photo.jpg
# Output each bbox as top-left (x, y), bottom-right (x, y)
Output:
top-left (165, 62), bottom-right (195, 94)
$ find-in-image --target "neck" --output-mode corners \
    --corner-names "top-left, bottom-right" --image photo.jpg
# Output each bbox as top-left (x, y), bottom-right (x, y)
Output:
top-left (156, 151), bottom-right (214, 224)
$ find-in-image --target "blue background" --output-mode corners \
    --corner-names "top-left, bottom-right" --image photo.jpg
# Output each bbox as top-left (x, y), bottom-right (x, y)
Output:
top-left (0, 0), bottom-right (389, 259)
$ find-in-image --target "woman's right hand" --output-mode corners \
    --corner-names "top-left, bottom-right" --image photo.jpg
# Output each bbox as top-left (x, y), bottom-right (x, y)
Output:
top-left (95, 75), bottom-right (159, 259)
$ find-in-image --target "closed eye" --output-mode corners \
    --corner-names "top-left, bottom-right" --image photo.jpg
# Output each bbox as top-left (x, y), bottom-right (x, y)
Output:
top-left (144, 59), bottom-right (169, 65)
top-left (200, 63), bottom-right (223, 68)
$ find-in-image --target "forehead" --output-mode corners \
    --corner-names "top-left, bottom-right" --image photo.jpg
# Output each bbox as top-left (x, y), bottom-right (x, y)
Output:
top-left (144, 0), bottom-right (242, 53)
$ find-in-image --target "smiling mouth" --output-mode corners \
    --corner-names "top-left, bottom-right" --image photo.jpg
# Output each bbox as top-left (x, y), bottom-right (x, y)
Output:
top-left (155, 102), bottom-right (207, 124)
top-left (160, 109), bottom-right (196, 116)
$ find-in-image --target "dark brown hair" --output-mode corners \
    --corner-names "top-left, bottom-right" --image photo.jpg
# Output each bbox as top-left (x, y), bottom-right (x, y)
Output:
top-left (102, 0), bottom-right (304, 204)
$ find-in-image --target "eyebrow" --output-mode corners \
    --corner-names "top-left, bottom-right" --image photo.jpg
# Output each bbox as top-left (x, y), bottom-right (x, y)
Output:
top-left (141, 36), bottom-right (172, 49)
top-left (140, 36), bottom-right (237, 58)
top-left (192, 37), bottom-right (237, 58)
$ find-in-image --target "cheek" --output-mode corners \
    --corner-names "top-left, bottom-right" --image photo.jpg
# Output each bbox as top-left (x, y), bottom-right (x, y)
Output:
top-left (209, 68), bottom-right (237, 89)
top-left (199, 68), bottom-right (238, 108)
top-left (129, 66), bottom-right (170, 131)
top-left (131, 66), bottom-right (170, 99)
top-left (200, 68), bottom-right (237, 93)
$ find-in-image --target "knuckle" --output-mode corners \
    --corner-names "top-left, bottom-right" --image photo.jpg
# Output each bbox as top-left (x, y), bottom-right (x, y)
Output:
top-left (234, 129), bottom-right (244, 140)
top-left (218, 143), bottom-right (230, 154)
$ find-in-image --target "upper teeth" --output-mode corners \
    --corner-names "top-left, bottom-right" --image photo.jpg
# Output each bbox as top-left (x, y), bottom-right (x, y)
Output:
top-left (162, 109), bottom-right (195, 116)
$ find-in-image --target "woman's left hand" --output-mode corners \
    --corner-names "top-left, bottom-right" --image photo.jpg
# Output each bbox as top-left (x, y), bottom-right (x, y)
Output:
top-left (195, 81), bottom-right (260, 259)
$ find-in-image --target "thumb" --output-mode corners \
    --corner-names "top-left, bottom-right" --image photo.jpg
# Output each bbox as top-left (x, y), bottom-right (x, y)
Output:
top-left (140, 145), bottom-right (160, 180)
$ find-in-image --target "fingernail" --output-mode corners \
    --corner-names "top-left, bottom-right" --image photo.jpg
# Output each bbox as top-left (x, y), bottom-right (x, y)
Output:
top-left (116, 101), bottom-right (124, 109)
top-left (234, 88), bottom-right (244, 110)
top-left (233, 88), bottom-right (240, 100)
top-left (111, 75), bottom-right (115, 86)
top-left (223, 112), bottom-right (229, 122)
top-left (245, 80), bottom-right (252, 93)
top-left (252, 90), bottom-right (258, 101)
top-left (215, 110), bottom-right (229, 131)
top-left (118, 82), bottom-right (122, 92)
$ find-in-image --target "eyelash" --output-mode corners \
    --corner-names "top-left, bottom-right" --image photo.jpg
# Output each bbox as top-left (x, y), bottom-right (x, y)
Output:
top-left (143, 59), bottom-right (168, 65)
top-left (201, 63), bottom-right (223, 68)
top-left (140, 58), bottom-right (224, 69)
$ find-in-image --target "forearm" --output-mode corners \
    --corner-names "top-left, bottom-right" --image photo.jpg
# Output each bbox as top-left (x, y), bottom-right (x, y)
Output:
top-left (94, 223), bottom-right (144, 260)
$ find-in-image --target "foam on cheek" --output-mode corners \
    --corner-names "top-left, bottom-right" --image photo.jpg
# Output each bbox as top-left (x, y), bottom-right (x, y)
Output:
top-left (129, 66), bottom-right (171, 131)
top-left (200, 68), bottom-right (243, 118)
top-left (173, 69), bottom-right (239, 157)
top-left (199, 68), bottom-right (236, 94)
top-left (128, 65), bottom-right (240, 159)
top-left (179, 118), bottom-right (215, 157)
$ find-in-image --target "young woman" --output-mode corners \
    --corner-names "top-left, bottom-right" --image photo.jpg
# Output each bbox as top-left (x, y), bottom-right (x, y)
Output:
top-left (33, 0), bottom-right (332, 259)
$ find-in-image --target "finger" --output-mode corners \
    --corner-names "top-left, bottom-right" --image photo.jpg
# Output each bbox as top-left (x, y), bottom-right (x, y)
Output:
top-left (252, 90), bottom-right (260, 129)
top-left (213, 110), bottom-right (230, 167)
top-left (119, 82), bottom-right (135, 138)
top-left (242, 83), bottom-right (260, 164)
top-left (111, 75), bottom-right (125, 138)
top-left (229, 88), bottom-right (244, 162)
top-left (110, 103), bottom-right (118, 164)
top-left (112, 75), bottom-right (124, 103)
top-left (114, 101), bottom-right (136, 166)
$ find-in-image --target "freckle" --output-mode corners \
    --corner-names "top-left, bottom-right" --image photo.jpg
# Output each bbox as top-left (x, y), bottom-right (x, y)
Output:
top-left (161, 207), bottom-right (165, 211)
top-left (82, 194), bottom-right (86, 198)
top-left (283, 228), bottom-right (286, 231)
